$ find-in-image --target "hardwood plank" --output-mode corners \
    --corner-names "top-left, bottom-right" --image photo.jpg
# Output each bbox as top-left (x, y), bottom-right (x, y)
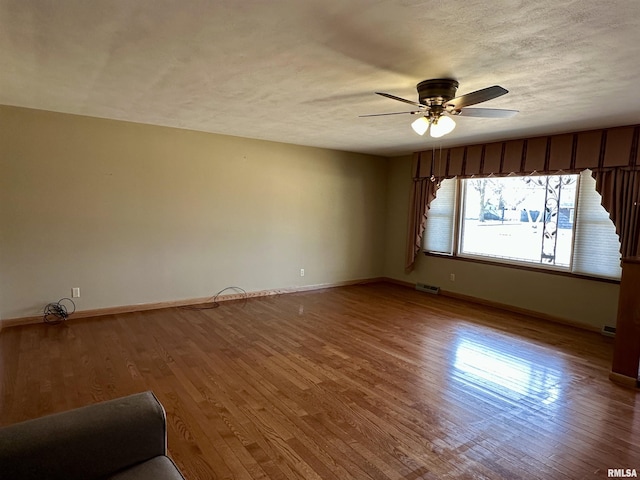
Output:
top-left (1, 282), bottom-right (638, 480)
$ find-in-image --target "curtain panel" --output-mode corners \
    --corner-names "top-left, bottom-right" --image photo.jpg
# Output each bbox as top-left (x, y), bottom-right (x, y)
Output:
top-left (405, 124), bottom-right (640, 272)
top-left (593, 168), bottom-right (640, 259)
top-left (405, 175), bottom-right (440, 273)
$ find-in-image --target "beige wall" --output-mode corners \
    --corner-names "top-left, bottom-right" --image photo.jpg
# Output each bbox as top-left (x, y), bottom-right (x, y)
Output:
top-left (0, 105), bottom-right (621, 330)
top-left (384, 155), bottom-right (620, 330)
top-left (0, 106), bottom-right (388, 319)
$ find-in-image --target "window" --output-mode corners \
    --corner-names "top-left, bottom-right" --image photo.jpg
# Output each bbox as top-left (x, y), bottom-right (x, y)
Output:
top-left (424, 170), bottom-right (622, 280)
top-left (424, 178), bottom-right (457, 254)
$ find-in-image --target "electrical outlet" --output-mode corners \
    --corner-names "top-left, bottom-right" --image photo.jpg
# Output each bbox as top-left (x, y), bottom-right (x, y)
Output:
top-left (72, 287), bottom-right (81, 298)
top-left (300, 268), bottom-right (305, 277)
top-left (450, 273), bottom-right (455, 282)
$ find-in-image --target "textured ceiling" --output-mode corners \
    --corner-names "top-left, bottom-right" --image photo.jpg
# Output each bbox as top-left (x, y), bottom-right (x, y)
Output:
top-left (1, 1), bottom-right (639, 156)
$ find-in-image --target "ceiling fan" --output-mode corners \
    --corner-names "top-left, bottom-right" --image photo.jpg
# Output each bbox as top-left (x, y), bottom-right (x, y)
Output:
top-left (362, 78), bottom-right (518, 138)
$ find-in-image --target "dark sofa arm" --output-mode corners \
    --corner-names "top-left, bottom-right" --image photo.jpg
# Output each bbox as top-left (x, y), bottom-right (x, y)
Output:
top-left (0, 391), bottom-right (168, 480)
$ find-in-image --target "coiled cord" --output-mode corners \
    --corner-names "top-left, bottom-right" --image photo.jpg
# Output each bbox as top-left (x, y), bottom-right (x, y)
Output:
top-left (180, 286), bottom-right (247, 310)
top-left (43, 298), bottom-right (76, 325)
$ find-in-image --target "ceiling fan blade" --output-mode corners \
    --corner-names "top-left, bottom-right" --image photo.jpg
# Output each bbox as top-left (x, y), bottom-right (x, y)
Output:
top-left (376, 92), bottom-right (426, 108)
top-left (446, 85), bottom-right (508, 110)
top-left (359, 111), bottom-right (421, 117)
top-left (456, 108), bottom-right (519, 118)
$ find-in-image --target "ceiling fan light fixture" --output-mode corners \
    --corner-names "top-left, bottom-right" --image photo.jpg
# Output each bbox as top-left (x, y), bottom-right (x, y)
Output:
top-left (430, 115), bottom-right (456, 138)
top-left (371, 79), bottom-right (515, 139)
top-left (411, 116), bottom-right (430, 135)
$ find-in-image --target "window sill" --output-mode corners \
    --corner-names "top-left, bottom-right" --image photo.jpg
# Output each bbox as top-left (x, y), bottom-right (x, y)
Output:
top-left (423, 251), bottom-right (621, 285)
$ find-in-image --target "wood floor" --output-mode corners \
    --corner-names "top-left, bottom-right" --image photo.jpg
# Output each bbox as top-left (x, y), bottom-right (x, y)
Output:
top-left (1, 283), bottom-right (638, 479)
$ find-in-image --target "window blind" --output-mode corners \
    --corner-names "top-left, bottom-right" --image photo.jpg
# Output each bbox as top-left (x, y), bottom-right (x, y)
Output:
top-left (571, 170), bottom-right (622, 279)
top-left (423, 179), bottom-right (456, 255)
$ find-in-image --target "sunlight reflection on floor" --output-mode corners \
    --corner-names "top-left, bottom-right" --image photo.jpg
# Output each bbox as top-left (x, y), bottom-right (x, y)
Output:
top-left (451, 330), bottom-right (564, 409)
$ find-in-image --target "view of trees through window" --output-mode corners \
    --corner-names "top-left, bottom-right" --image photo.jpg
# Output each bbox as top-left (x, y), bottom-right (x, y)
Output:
top-left (461, 175), bottom-right (578, 267)
top-left (423, 170), bottom-right (622, 279)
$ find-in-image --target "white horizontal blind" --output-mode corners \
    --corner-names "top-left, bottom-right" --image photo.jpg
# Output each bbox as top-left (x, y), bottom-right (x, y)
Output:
top-left (571, 170), bottom-right (622, 279)
top-left (423, 179), bottom-right (456, 254)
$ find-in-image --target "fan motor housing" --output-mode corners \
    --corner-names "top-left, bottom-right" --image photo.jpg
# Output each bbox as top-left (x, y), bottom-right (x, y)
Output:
top-left (417, 78), bottom-right (459, 105)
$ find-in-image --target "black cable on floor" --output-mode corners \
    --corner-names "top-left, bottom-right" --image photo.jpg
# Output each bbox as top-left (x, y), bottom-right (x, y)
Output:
top-left (43, 298), bottom-right (76, 325)
top-left (180, 286), bottom-right (248, 310)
